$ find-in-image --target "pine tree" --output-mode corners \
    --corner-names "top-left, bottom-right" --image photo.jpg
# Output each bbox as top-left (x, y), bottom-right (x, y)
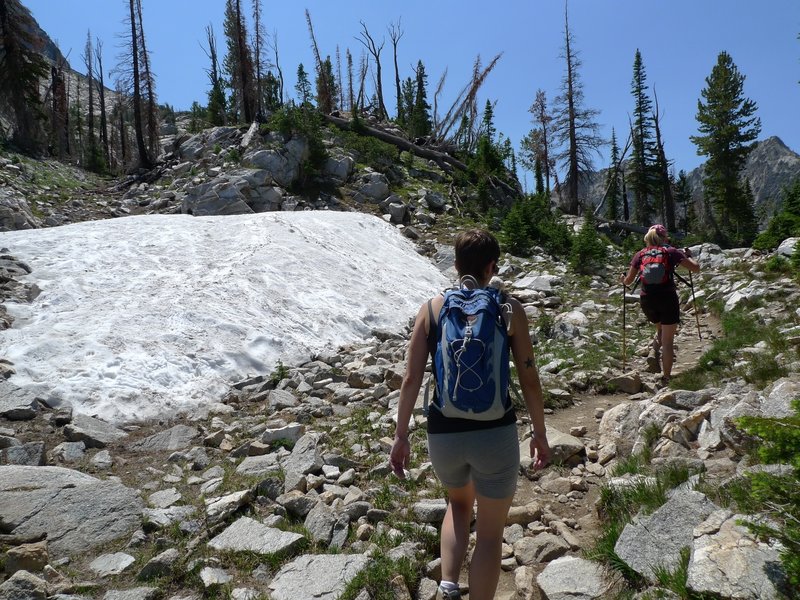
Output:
top-left (315, 56), bottom-right (338, 112)
top-left (674, 170), bottom-right (694, 234)
top-left (295, 64), bottom-right (312, 106)
top-left (125, 0), bottom-right (150, 167)
top-left (0, 0), bottom-right (49, 153)
top-left (629, 49), bottom-right (657, 225)
top-left (690, 51), bottom-right (761, 246)
top-left (408, 60), bottom-right (431, 139)
top-left (604, 129), bottom-right (622, 221)
top-left (552, 5), bottom-right (603, 214)
top-left (222, 0), bottom-right (255, 122)
top-left (204, 24), bottom-right (226, 126)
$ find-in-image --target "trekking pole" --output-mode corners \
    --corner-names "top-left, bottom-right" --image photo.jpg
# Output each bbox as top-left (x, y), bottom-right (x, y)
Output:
top-left (688, 271), bottom-right (702, 340)
top-left (622, 281), bottom-right (627, 370)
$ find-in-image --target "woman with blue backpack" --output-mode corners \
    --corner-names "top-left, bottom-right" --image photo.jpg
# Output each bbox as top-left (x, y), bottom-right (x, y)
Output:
top-left (390, 229), bottom-right (551, 600)
top-left (621, 224), bottom-right (700, 384)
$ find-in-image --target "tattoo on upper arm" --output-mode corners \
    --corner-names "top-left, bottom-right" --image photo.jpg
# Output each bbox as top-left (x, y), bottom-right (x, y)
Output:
top-left (525, 358), bottom-right (534, 369)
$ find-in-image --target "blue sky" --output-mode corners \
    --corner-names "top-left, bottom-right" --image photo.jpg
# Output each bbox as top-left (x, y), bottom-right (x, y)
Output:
top-left (24, 0), bottom-right (800, 183)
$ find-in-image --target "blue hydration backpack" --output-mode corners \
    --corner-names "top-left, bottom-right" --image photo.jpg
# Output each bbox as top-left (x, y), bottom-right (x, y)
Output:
top-left (427, 286), bottom-right (512, 420)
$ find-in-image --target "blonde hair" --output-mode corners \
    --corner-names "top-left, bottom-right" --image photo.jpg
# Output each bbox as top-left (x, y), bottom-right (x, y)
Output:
top-left (644, 227), bottom-right (667, 247)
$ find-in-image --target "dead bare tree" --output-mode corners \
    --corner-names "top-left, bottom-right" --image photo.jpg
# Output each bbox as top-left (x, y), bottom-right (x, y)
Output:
top-left (126, 0), bottom-right (150, 167)
top-left (251, 0), bottom-right (266, 119)
top-left (432, 68), bottom-right (447, 134)
top-left (50, 54), bottom-right (69, 157)
top-left (346, 48), bottom-right (354, 113)
top-left (593, 130), bottom-right (633, 216)
top-left (83, 31), bottom-right (95, 161)
top-left (268, 30), bottom-right (283, 104)
top-left (95, 38), bottom-right (110, 167)
top-left (388, 18), bottom-right (403, 123)
top-left (356, 51), bottom-right (368, 114)
top-left (135, 0), bottom-right (158, 158)
top-left (336, 46), bottom-right (344, 111)
top-left (431, 53), bottom-right (503, 147)
top-left (356, 21), bottom-right (387, 120)
top-left (305, 9), bottom-right (333, 114)
top-left (652, 89), bottom-right (675, 231)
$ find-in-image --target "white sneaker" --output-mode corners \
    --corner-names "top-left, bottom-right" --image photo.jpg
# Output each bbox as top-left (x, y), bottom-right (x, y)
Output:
top-left (438, 587), bottom-right (462, 600)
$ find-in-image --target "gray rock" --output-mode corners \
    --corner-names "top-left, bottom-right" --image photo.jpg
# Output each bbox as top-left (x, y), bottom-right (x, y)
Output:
top-left (130, 426), bottom-right (199, 452)
top-left (615, 489), bottom-right (717, 580)
top-left (142, 506), bottom-right (196, 529)
top-left (536, 555), bottom-right (614, 600)
top-left (102, 589), bottom-right (159, 600)
top-left (281, 433), bottom-right (323, 476)
top-left (410, 499), bottom-right (448, 524)
top-left (275, 490), bottom-right (317, 518)
top-left (356, 171), bottom-right (390, 202)
top-left (199, 567), bottom-right (232, 587)
top-left (204, 490), bottom-right (252, 525)
top-left (245, 145), bottom-right (305, 188)
top-left (208, 516), bottom-right (305, 554)
top-left (513, 533), bottom-right (570, 565)
top-left (526, 427), bottom-right (584, 465)
top-left (423, 190), bottom-right (447, 211)
top-left (268, 554), bottom-right (371, 600)
top-left (63, 415), bottom-right (127, 448)
top-left (51, 441), bottom-right (86, 464)
top-left (687, 511), bottom-right (789, 599)
top-left (269, 389), bottom-right (299, 409)
top-left (0, 383), bottom-right (39, 420)
top-left (148, 488), bottom-right (181, 509)
top-left (599, 402), bottom-right (643, 456)
top-left (138, 548), bottom-right (181, 580)
top-left (261, 423), bottom-right (305, 445)
top-left (0, 466), bottom-right (142, 557)
top-left (0, 188), bottom-right (41, 231)
top-left (323, 154), bottom-right (354, 183)
top-left (760, 378), bottom-right (800, 419)
top-left (3, 442), bottom-right (46, 466)
top-left (608, 371), bottom-right (642, 394)
top-left (89, 553), bottom-right (136, 577)
top-left (304, 503), bottom-right (337, 545)
top-left (653, 389), bottom-right (715, 411)
top-left (0, 570), bottom-right (47, 600)
top-left (776, 237), bottom-right (798, 258)
top-left (236, 453), bottom-right (280, 476)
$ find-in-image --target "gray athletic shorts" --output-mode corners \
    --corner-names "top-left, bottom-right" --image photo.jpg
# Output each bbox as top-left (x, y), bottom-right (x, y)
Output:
top-left (427, 424), bottom-right (520, 499)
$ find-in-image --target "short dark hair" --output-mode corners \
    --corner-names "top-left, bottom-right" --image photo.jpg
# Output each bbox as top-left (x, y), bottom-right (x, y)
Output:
top-left (454, 229), bottom-right (500, 280)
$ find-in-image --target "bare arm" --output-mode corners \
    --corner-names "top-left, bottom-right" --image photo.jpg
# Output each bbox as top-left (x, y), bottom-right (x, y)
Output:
top-left (679, 256), bottom-right (700, 273)
top-left (508, 298), bottom-right (550, 469)
top-left (621, 265), bottom-right (638, 287)
top-left (389, 300), bottom-right (432, 477)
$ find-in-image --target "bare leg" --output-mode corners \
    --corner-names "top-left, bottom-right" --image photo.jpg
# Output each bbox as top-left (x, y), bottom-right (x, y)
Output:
top-left (661, 323), bottom-right (678, 378)
top-left (467, 492), bottom-right (515, 600)
top-left (440, 482), bottom-right (475, 586)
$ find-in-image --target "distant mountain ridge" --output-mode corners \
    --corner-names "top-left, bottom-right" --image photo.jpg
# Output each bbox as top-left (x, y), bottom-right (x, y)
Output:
top-left (570, 136), bottom-right (800, 224)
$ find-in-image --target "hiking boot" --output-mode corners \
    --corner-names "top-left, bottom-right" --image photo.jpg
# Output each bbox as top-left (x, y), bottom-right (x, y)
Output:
top-left (646, 351), bottom-right (661, 373)
top-left (438, 588), bottom-right (462, 600)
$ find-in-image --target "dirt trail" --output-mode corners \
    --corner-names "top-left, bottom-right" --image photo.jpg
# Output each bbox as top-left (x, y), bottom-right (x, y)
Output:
top-left (489, 305), bottom-right (721, 599)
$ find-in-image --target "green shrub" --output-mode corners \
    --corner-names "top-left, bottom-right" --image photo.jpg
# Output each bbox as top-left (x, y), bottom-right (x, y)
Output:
top-left (336, 127), bottom-right (397, 172)
top-left (265, 105), bottom-right (328, 182)
top-left (269, 360), bottom-right (289, 387)
top-left (499, 193), bottom-right (572, 256)
top-left (735, 398), bottom-right (800, 588)
top-left (570, 212), bottom-right (608, 275)
top-left (764, 254), bottom-right (792, 274)
top-left (753, 179), bottom-right (800, 250)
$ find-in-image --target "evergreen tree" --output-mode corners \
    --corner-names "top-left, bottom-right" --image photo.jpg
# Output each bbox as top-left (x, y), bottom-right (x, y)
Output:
top-left (222, 0), bottom-right (255, 122)
top-left (400, 76), bottom-right (415, 129)
top-left (315, 56), bottom-right (338, 112)
top-left (534, 158), bottom-right (545, 195)
top-left (674, 169), bottom-right (694, 234)
top-left (295, 64), bottom-right (313, 106)
top-left (570, 210), bottom-right (607, 274)
top-left (629, 49), bottom-right (658, 225)
top-left (690, 51), bottom-right (761, 246)
top-left (0, 0), bottom-right (49, 153)
top-left (189, 101), bottom-right (205, 133)
top-left (604, 128), bottom-right (622, 221)
top-left (552, 6), bottom-right (603, 214)
top-left (520, 90), bottom-right (554, 194)
top-left (204, 24), bottom-right (226, 126)
top-left (408, 60), bottom-right (431, 138)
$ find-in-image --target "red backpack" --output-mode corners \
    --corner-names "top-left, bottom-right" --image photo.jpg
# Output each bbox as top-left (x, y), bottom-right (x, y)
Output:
top-left (639, 246), bottom-right (672, 286)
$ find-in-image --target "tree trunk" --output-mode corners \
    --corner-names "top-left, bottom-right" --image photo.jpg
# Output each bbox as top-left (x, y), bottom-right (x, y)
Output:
top-left (128, 0), bottom-right (150, 168)
top-left (96, 41), bottom-right (110, 167)
top-left (323, 113), bottom-right (466, 172)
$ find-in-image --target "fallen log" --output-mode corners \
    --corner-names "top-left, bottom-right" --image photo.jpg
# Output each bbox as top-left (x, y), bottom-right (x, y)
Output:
top-left (322, 114), bottom-right (468, 174)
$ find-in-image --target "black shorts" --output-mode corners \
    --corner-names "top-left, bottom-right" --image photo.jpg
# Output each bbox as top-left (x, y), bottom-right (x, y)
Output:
top-left (640, 290), bottom-right (680, 325)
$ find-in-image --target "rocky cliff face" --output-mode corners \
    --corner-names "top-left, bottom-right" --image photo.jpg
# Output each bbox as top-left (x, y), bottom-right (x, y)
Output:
top-left (563, 136), bottom-right (800, 224)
